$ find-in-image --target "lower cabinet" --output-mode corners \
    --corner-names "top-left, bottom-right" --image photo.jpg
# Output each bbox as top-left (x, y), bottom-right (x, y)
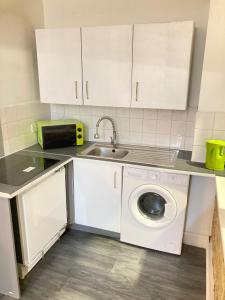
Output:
top-left (73, 158), bottom-right (122, 233)
top-left (16, 168), bottom-right (67, 278)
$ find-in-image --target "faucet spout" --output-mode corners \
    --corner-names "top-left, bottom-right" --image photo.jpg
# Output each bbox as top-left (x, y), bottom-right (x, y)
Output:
top-left (94, 116), bottom-right (117, 147)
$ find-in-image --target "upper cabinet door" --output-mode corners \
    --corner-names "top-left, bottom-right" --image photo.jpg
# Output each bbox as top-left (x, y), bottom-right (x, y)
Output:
top-left (35, 28), bottom-right (83, 105)
top-left (198, 0), bottom-right (225, 112)
top-left (82, 25), bottom-right (133, 107)
top-left (132, 21), bottom-right (194, 110)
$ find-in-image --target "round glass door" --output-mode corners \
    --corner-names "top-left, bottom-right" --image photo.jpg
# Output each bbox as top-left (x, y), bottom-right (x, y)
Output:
top-left (129, 184), bottom-right (177, 228)
top-left (138, 192), bottom-right (166, 220)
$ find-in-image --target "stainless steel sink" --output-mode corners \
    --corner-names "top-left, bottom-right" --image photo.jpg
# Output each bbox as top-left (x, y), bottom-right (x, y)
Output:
top-left (85, 146), bottom-right (128, 159)
top-left (80, 143), bottom-right (179, 167)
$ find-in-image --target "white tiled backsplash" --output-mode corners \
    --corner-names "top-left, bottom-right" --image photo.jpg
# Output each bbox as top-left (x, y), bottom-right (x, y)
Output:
top-left (51, 105), bottom-right (197, 151)
top-left (192, 112), bottom-right (225, 162)
top-left (0, 102), bottom-right (50, 155)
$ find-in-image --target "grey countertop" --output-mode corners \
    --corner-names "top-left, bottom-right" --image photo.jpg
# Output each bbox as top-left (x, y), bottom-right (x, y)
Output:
top-left (0, 150), bottom-right (72, 199)
top-left (1, 141), bottom-right (224, 198)
top-left (25, 141), bottom-right (225, 177)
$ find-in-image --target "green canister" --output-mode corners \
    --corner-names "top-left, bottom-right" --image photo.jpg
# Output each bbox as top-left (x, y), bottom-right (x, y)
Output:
top-left (205, 140), bottom-right (225, 171)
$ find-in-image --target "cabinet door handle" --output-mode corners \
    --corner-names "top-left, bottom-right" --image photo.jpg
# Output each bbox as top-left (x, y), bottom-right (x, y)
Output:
top-left (136, 82), bottom-right (139, 102)
top-left (75, 81), bottom-right (78, 99)
top-left (86, 81), bottom-right (89, 99)
top-left (114, 171), bottom-right (117, 189)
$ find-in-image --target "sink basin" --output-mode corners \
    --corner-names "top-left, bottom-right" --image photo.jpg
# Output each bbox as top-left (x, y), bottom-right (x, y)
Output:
top-left (81, 143), bottom-right (178, 167)
top-left (85, 146), bottom-right (128, 159)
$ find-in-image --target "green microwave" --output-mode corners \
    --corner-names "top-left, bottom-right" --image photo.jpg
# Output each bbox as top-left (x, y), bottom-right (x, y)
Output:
top-left (36, 119), bottom-right (84, 149)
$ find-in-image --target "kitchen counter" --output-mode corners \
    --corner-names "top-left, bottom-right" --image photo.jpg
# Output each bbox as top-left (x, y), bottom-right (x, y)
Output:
top-left (25, 141), bottom-right (225, 178)
top-left (0, 150), bottom-right (72, 199)
top-left (1, 140), bottom-right (224, 199)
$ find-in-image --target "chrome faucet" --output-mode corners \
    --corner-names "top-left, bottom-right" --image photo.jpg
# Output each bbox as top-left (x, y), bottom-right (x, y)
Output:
top-left (94, 116), bottom-right (117, 147)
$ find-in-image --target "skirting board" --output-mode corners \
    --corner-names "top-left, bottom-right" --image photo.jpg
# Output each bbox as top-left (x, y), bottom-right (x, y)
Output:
top-left (183, 232), bottom-right (210, 249)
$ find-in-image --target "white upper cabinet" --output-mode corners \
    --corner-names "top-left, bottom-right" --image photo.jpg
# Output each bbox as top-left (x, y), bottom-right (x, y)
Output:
top-left (131, 21), bottom-right (194, 110)
top-left (82, 25), bottom-right (133, 107)
top-left (198, 0), bottom-right (225, 112)
top-left (36, 28), bottom-right (83, 105)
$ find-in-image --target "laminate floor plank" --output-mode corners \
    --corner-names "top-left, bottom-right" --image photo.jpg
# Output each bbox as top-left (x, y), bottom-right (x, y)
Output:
top-left (0, 230), bottom-right (206, 300)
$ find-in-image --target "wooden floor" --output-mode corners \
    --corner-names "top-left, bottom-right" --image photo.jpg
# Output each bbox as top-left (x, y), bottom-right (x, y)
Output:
top-left (1, 230), bottom-right (206, 300)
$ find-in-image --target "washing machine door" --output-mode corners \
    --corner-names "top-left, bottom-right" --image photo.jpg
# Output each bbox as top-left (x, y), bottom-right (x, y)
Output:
top-left (129, 184), bottom-right (177, 228)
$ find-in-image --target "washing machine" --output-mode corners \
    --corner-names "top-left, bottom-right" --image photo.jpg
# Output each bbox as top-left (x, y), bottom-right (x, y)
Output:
top-left (120, 167), bottom-right (190, 255)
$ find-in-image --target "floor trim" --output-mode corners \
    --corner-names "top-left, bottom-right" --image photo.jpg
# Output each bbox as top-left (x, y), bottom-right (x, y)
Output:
top-left (183, 232), bottom-right (209, 248)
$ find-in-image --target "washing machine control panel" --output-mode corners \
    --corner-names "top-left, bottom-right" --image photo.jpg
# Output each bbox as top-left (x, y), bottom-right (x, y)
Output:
top-left (124, 167), bottom-right (189, 186)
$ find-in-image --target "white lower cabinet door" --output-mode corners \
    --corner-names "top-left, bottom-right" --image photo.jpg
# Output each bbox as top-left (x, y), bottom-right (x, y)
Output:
top-left (73, 158), bottom-right (122, 233)
top-left (17, 168), bottom-right (67, 268)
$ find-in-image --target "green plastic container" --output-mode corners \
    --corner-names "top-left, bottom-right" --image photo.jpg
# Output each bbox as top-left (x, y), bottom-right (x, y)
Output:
top-left (205, 140), bottom-right (225, 171)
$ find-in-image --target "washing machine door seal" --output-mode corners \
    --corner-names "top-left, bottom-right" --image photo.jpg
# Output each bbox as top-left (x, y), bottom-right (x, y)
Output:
top-left (129, 184), bottom-right (177, 228)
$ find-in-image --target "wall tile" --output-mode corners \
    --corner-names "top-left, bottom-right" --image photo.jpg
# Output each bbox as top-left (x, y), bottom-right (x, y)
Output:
top-left (193, 129), bottom-right (213, 146)
top-left (51, 104), bottom-right (196, 150)
top-left (170, 135), bottom-right (184, 149)
top-left (184, 136), bottom-right (194, 151)
top-left (195, 112), bottom-right (215, 130)
top-left (214, 113), bottom-right (225, 131)
top-left (172, 110), bottom-right (187, 121)
top-left (143, 109), bottom-right (157, 120)
top-left (156, 134), bottom-right (170, 147)
top-left (192, 111), bottom-right (225, 162)
top-left (129, 132), bottom-right (142, 145)
top-left (156, 120), bottom-right (171, 135)
top-left (213, 130), bottom-right (225, 140)
top-left (142, 119), bottom-right (157, 133)
top-left (171, 121), bottom-right (186, 135)
top-left (191, 145), bottom-right (206, 163)
top-left (1, 102), bottom-right (50, 155)
top-left (157, 110), bottom-right (172, 120)
top-left (130, 118), bottom-right (143, 133)
top-left (185, 122), bottom-right (195, 137)
top-left (115, 107), bottom-right (130, 118)
top-left (130, 108), bottom-right (143, 119)
top-left (142, 133), bottom-right (156, 146)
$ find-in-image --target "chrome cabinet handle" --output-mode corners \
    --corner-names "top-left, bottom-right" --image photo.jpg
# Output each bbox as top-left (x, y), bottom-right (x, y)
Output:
top-left (136, 82), bottom-right (139, 102)
top-left (86, 81), bottom-right (89, 99)
top-left (114, 171), bottom-right (117, 189)
top-left (75, 81), bottom-right (78, 99)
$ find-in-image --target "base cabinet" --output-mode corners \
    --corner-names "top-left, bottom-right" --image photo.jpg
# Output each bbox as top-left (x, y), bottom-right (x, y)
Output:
top-left (73, 158), bottom-right (122, 233)
top-left (16, 168), bottom-right (67, 278)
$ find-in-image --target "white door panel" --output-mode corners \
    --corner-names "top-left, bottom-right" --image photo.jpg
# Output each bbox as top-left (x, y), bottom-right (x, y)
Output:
top-left (36, 28), bottom-right (83, 105)
top-left (132, 21), bottom-right (194, 110)
top-left (74, 158), bottom-right (122, 233)
top-left (82, 25), bottom-right (132, 107)
top-left (17, 168), bottom-right (67, 266)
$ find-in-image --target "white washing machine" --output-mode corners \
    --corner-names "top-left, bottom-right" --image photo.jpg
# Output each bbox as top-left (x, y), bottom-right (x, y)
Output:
top-left (121, 167), bottom-right (190, 255)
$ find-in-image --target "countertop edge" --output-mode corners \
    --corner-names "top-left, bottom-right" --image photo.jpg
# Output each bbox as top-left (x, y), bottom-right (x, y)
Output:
top-left (0, 157), bottom-right (73, 199)
top-left (215, 176), bottom-right (225, 262)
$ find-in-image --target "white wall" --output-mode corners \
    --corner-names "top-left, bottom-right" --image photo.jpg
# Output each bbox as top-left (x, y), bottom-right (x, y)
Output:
top-left (192, 111), bottom-right (225, 162)
top-left (43, 0), bottom-right (210, 109)
top-left (0, 0), bottom-right (50, 155)
top-left (0, 0), bottom-right (44, 107)
top-left (192, 0), bottom-right (225, 162)
top-left (198, 0), bottom-right (225, 112)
